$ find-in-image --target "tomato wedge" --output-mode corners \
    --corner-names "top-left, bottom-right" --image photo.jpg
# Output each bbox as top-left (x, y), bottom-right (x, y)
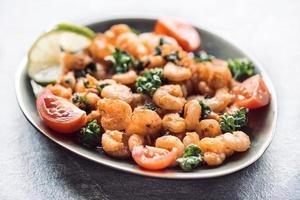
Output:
top-left (132, 146), bottom-right (177, 170)
top-left (232, 75), bottom-right (271, 109)
top-left (36, 89), bottom-right (87, 133)
top-left (155, 17), bottom-right (201, 52)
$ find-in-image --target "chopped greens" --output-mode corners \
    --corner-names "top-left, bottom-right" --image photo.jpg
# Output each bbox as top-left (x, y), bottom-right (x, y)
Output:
top-left (95, 83), bottom-right (110, 93)
top-left (144, 102), bottom-right (157, 111)
top-left (193, 50), bottom-right (215, 62)
top-left (131, 27), bottom-right (141, 35)
top-left (177, 144), bottom-right (203, 172)
top-left (106, 48), bottom-right (133, 73)
top-left (78, 120), bottom-right (101, 148)
top-left (199, 101), bottom-right (212, 119)
top-left (72, 93), bottom-right (92, 114)
top-left (228, 58), bottom-right (255, 81)
top-left (136, 68), bottom-right (163, 96)
top-left (220, 107), bottom-right (248, 133)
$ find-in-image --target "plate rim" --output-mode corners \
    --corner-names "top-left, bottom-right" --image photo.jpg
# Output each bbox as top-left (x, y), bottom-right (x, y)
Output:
top-left (15, 17), bottom-right (278, 179)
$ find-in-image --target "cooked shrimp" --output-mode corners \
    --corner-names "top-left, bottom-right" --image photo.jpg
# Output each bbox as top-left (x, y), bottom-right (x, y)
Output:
top-left (155, 135), bottom-right (184, 158)
top-left (208, 59), bottom-right (232, 90)
top-left (196, 119), bottom-right (221, 138)
top-left (112, 70), bottom-right (137, 85)
top-left (63, 51), bottom-right (92, 72)
top-left (222, 131), bottom-right (250, 152)
top-left (153, 85), bottom-right (186, 112)
top-left (205, 88), bottom-right (233, 113)
top-left (86, 92), bottom-right (100, 107)
top-left (86, 110), bottom-right (101, 123)
top-left (98, 98), bottom-right (132, 130)
top-left (88, 34), bottom-right (114, 62)
top-left (184, 100), bottom-right (201, 131)
top-left (128, 134), bottom-right (144, 152)
top-left (199, 137), bottom-right (225, 153)
top-left (46, 84), bottom-right (72, 99)
top-left (162, 113), bottom-right (186, 133)
top-left (102, 130), bottom-right (130, 158)
top-left (101, 84), bottom-right (133, 104)
top-left (126, 108), bottom-right (162, 136)
top-left (182, 132), bottom-right (201, 147)
top-left (163, 62), bottom-right (192, 82)
top-left (203, 152), bottom-right (226, 166)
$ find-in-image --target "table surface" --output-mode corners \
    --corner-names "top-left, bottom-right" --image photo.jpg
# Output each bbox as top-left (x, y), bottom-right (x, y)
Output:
top-left (1, 0), bottom-right (300, 199)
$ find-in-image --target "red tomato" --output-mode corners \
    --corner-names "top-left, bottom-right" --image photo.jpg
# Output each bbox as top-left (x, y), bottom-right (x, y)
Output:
top-left (155, 17), bottom-right (201, 52)
top-left (36, 89), bottom-right (87, 133)
top-left (232, 75), bottom-right (271, 109)
top-left (132, 146), bottom-right (178, 170)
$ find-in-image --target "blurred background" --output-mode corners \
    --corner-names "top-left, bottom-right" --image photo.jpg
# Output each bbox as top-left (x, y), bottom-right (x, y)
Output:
top-left (1, 0), bottom-right (300, 199)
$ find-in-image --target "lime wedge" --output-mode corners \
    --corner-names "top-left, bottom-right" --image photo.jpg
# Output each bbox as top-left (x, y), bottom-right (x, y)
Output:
top-left (27, 23), bottom-right (95, 85)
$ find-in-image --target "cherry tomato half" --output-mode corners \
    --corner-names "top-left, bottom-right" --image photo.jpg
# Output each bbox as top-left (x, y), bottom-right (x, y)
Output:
top-left (36, 89), bottom-right (87, 133)
top-left (155, 17), bottom-right (201, 52)
top-left (232, 75), bottom-right (271, 109)
top-left (132, 146), bottom-right (178, 170)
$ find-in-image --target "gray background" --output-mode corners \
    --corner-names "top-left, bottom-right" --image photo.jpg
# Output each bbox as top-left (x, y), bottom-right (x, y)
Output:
top-left (1, 0), bottom-right (300, 199)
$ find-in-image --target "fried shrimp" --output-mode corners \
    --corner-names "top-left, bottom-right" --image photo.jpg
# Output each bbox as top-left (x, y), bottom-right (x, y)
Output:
top-left (98, 98), bottom-right (132, 130)
top-left (128, 134), bottom-right (144, 152)
top-left (222, 131), bottom-right (250, 152)
top-left (155, 135), bottom-right (184, 158)
top-left (162, 113), bottom-right (186, 133)
top-left (182, 132), bottom-right (201, 147)
top-left (153, 85), bottom-right (186, 112)
top-left (184, 100), bottom-right (201, 131)
top-left (101, 84), bottom-right (133, 104)
top-left (203, 152), bottom-right (226, 166)
top-left (163, 62), bottom-right (192, 82)
top-left (205, 88), bottom-right (233, 113)
top-left (46, 84), bottom-right (72, 99)
top-left (102, 130), bottom-right (130, 158)
top-left (196, 119), bottom-right (221, 138)
top-left (126, 108), bottom-right (162, 136)
top-left (112, 70), bottom-right (137, 85)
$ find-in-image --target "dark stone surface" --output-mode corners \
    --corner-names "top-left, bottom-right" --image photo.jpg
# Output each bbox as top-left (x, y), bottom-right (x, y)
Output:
top-left (1, 0), bottom-right (300, 199)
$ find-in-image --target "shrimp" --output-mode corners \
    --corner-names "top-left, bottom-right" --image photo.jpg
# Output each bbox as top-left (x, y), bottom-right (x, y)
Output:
top-left (129, 93), bottom-right (150, 109)
top-left (140, 55), bottom-right (166, 68)
top-left (112, 70), bottom-right (137, 85)
top-left (198, 81), bottom-right (214, 97)
top-left (203, 152), bottom-right (226, 166)
top-left (98, 98), bottom-right (132, 130)
top-left (182, 132), bottom-right (201, 147)
top-left (199, 137), bottom-right (225, 154)
top-left (184, 100), bottom-right (201, 131)
top-left (102, 130), bottom-right (130, 158)
top-left (153, 85), bottom-right (186, 112)
top-left (85, 92), bottom-right (100, 107)
top-left (101, 84), bottom-right (133, 104)
top-left (86, 110), bottom-right (101, 123)
top-left (196, 119), bottom-right (221, 138)
top-left (155, 135), bottom-right (185, 158)
top-left (126, 107), bottom-right (162, 136)
top-left (59, 71), bottom-right (76, 90)
top-left (46, 84), bottom-right (72, 99)
top-left (128, 134), bottom-right (144, 152)
top-left (208, 59), bottom-right (232, 90)
top-left (205, 88), bottom-right (233, 113)
top-left (222, 131), bottom-right (250, 152)
top-left (88, 34), bottom-right (114, 62)
top-left (163, 62), bottom-right (192, 82)
top-left (162, 113), bottom-right (186, 133)
top-left (63, 51), bottom-right (92, 72)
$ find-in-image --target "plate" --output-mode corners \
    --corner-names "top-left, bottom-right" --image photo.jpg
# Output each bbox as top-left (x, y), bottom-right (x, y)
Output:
top-left (15, 17), bottom-right (277, 179)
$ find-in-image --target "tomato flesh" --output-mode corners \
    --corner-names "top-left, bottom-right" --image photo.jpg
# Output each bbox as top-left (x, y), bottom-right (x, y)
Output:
top-left (36, 89), bottom-right (87, 133)
top-left (155, 17), bottom-right (201, 52)
top-left (132, 146), bottom-right (177, 170)
top-left (232, 75), bottom-right (271, 109)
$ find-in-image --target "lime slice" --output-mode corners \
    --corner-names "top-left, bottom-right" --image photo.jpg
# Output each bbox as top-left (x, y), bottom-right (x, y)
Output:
top-left (27, 23), bottom-right (95, 85)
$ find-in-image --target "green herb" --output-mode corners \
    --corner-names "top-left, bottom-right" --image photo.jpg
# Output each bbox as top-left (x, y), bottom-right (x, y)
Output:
top-left (228, 58), bottom-right (255, 81)
top-left (131, 27), bottom-right (141, 35)
top-left (164, 51), bottom-right (180, 63)
top-left (220, 107), bottom-right (248, 133)
top-left (106, 48), bottom-right (133, 73)
top-left (78, 120), bottom-right (101, 148)
top-left (95, 83), bottom-right (110, 93)
top-left (176, 144), bottom-right (203, 172)
top-left (72, 93), bottom-right (92, 114)
top-left (199, 101), bottom-right (212, 119)
top-left (136, 68), bottom-right (163, 96)
top-left (144, 102), bottom-right (157, 111)
top-left (193, 50), bottom-right (215, 62)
